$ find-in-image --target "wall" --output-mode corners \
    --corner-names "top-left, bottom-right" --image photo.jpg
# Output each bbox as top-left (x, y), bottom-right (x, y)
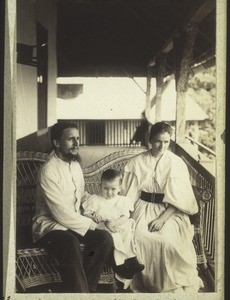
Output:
top-left (58, 119), bottom-right (143, 146)
top-left (16, 0), bottom-right (57, 151)
top-left (17, 128), bottom-right (52, 153)
top-left (105, 120), bottom-right (142, 146)
top-left (34, 0), bottom-right (57, 128)
top-left (17, 0), bottom-right (37, 139)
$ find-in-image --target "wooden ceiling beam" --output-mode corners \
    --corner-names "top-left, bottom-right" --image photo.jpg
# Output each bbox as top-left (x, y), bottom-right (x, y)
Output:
top-left (189, 0), bottom-right (215, 24)
top-left (162, 0), bottom-right (214, 45)
top-left (135, 1), bottom-right (173, 33)
top-left (121, 67), bottom-right (147, 94)
top-left (120, 1), bottom-right (167, 42)
top-left (148, 0), bottom-right (216, 66)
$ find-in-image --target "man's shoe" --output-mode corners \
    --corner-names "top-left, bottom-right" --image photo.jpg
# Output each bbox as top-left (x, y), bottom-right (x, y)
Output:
top-left (114, 257), bottom-right (145, 279)
top-left (116, 281), bottom-right (134, 293)
top-left (125, 257), bottom-right (145, 274)
top-left (114, 263), bottom-right (133, 279)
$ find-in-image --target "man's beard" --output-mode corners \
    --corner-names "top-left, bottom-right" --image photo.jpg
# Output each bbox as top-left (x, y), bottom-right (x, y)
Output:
top-left (64, 151), bottom-right (81, 163)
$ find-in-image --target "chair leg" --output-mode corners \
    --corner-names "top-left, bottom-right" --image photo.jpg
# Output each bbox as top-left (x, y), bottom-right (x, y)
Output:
top-left (198, 264), bottom-right (215, 292)
top-left (112, 278), bottom-right (117, 293)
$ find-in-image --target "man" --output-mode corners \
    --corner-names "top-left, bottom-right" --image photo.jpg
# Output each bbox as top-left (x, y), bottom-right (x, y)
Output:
top-left (32, 121), bottom-right (114, 293)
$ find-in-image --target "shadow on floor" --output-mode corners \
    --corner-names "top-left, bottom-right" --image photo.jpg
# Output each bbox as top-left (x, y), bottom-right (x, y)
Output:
top-left (16, 267), bottom-right (215, 294)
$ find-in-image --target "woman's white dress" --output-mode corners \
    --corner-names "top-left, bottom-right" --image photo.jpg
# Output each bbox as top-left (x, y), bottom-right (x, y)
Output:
top-left (122, 150), bottom-right (203, 292)
top-left (82, 194), bottom-right (136, 265)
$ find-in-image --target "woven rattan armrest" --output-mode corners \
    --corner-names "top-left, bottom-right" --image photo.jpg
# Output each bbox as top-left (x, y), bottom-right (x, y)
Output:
top-left (16, 244), bottom-right (117, 291)
top-left (16, 248), bottom-right (62, 291)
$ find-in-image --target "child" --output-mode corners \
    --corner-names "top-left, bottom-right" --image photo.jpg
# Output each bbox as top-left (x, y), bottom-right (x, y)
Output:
top-left (82, 169), bottom-right (144, 281)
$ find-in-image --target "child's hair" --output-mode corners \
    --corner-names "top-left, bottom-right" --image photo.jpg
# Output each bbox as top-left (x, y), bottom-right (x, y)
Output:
top-left (101, 169), bottom-right (122, 184)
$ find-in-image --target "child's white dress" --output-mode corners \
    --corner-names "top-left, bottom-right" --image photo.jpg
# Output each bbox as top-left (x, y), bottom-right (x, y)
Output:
top-left (82, 194), bottom-right (136, 265)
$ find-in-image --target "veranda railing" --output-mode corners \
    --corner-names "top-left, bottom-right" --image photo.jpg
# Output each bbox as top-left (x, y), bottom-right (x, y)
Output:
top-left (174, 142), bottom-right (215, 277)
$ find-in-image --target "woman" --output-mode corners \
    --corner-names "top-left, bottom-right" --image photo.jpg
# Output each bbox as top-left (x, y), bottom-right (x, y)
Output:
top-left (122, 122), bottom-right (203, 293)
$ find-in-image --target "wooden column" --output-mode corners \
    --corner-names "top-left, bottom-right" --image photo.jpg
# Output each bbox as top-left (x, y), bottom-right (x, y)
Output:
top-left (155, 54), bottom-right (166, 122)
top-left (174, 24), bottom-right (198, 144)
top-left (145, 69), bottom-right (151, 120)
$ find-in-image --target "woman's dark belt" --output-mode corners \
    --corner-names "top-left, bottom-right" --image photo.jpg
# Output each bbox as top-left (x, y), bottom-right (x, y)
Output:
top-left (140, 191), bottom-right (164, 203)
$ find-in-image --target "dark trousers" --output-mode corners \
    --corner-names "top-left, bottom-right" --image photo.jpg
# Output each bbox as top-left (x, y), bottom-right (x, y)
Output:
top-left (37, 229), bottom-right (114, 293)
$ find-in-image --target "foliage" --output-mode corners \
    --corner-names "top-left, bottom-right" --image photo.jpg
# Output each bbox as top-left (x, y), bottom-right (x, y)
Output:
top-left (187, 66), bottom-right (216, 154)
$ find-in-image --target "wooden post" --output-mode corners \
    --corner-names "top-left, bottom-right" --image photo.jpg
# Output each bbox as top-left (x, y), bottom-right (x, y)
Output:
top-left (174, 23), bottom-right (198, 144)
top-left (145, 69), bottom-right (151, 121)
top-left (155, 54), bottom-right (166, 122)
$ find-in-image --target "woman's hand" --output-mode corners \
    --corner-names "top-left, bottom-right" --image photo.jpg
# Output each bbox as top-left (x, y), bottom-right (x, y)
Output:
top-left (148, 204), bottom-right (178, 232)
top-left (148, 216), bottom-right (165, 232)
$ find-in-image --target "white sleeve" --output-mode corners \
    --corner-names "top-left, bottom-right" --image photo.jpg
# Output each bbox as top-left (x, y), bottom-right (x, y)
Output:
top-left (39, 170), bottom-right (92, 236)
top-left (121, 171), bottom-right (140, 204)
top-left (82, 195), bottom-right (98, 214)
top-left (163, 177), bottom-right (198, 215)
top-left (81, 191), bottom-right (92, 203)
top-left (162, 156), bottom-right (198, 215)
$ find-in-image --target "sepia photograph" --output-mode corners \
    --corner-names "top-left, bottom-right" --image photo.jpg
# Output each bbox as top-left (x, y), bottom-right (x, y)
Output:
top-left (3, 0), bottom-right (226, 299)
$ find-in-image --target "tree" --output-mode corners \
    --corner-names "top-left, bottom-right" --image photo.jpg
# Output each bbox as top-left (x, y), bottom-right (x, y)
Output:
top-left (187, 66), bottom-right (216, 157)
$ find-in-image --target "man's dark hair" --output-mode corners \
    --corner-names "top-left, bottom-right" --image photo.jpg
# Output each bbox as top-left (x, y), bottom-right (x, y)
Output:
top-left (149, 121), bottom-right (173, 142)
top-left (50, 121), bottom-right (78, 147)
top-left (101, 169), bottom-right (122, 184)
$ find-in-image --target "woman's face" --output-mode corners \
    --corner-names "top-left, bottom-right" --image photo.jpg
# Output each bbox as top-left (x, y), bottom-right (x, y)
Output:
top-left (150, 132), bottom-right (171, 158)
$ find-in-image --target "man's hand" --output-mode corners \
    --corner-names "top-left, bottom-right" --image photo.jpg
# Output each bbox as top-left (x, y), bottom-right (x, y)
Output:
top-left (105, 221), bottom-right (120, 233)
top-left (105, 219), bottom-right (117, 227)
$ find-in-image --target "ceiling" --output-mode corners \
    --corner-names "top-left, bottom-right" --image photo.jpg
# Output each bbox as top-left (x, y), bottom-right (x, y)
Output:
top-left (56, 0), bottom-right (216, 77)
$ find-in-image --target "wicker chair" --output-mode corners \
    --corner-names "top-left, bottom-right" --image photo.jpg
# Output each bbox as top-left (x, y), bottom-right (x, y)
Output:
top-left (16, 149), bottom-right (212, 292)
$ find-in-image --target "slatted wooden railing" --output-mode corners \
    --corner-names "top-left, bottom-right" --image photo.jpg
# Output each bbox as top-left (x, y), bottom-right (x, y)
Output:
top-left (175, 143), bottom-right (215, 278)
